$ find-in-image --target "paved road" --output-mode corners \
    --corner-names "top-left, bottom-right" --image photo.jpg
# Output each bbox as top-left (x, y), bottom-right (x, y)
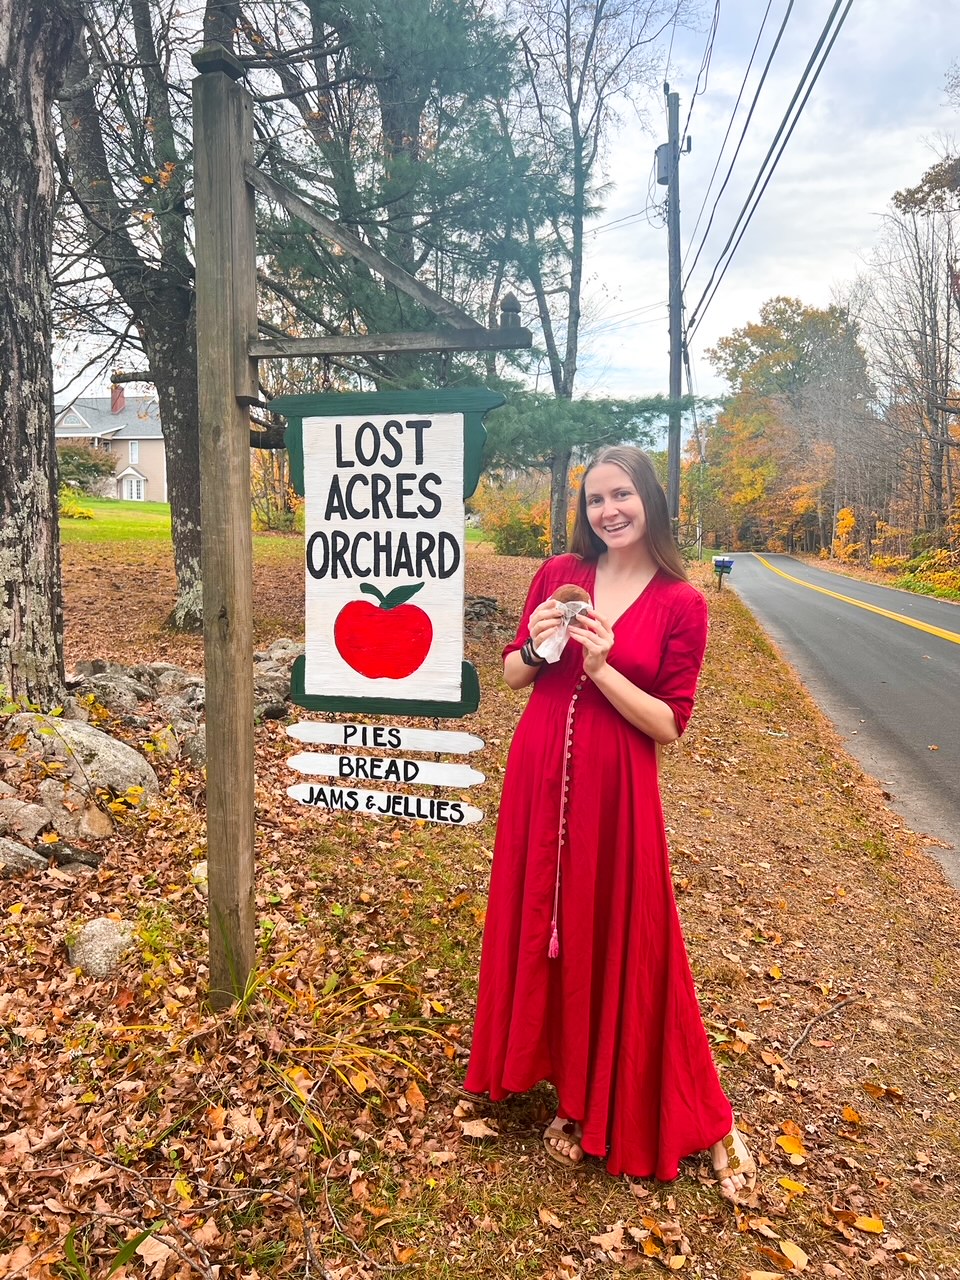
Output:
top-left (726, 554), bottom-right (960, 886)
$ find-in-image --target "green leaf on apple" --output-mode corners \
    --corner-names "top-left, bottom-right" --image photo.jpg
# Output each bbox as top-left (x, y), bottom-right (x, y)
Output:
top-left (360, 582), bottom-right (426, 610)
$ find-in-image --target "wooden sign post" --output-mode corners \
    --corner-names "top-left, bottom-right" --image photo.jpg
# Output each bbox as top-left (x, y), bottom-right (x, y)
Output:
top-left (192, 48), bottom-right (258, 1010)
top-left (190, 38), bottom-right (529, 1009)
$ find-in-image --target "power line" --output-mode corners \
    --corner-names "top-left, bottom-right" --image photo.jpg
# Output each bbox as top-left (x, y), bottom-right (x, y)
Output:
top-left (682, 0), bottom-right (795, 287)
top-left (679, 0), bottom-right (721, 147)
top-left (587, 204), bottom-right (664, 236)
top-left (680, 0), bottom-right (775, 275)
top-left (685, 0), bottom-right (854, 343)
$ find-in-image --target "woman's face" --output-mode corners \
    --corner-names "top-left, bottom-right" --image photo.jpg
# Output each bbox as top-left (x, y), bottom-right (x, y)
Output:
top-left (584, 462), bottom-right (648, 550)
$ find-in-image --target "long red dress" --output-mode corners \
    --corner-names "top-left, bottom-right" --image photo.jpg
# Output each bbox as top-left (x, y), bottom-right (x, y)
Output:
top-left (464, 553), bottom-right (733, 1180)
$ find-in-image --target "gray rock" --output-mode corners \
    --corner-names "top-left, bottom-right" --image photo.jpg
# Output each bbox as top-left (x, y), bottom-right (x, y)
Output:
top-left (181, 727), bottom-right (206, 766)
top-left (155, 698), bottom-right (200, 735)
top-left (154, 667), bottom-right (200, 696)
top-left (256, 702), bottom-right (288, 721)
top-left (59, 695), bottom-right (91, 723)
top-left (38, 780), bottom-right (115, 841)
top-left (83, 674), bottom-right (155, 713)
top-left (257, 637), bottom-right (304, 663)
top-left (151, 726), bottom-right (180, 760)
top-left (0, 837), bottom-right (48, 873)
top-left (0, 798), bottom-right (52, 843)
top-left (0, 780), bottom-right (16, 798)
top-left (68, 917), bottom-right (135, 979)
top-left (253, 669), bottom-right (290, 704)
top-left (4, 715), bottom-right (159, 799)
top-left (73, 659), bottom-right (127, 678)
top-left (129, 662), bottom-right (181, 688)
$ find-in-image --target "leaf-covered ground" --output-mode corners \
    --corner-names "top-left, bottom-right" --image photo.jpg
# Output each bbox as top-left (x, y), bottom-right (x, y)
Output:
top-left (1, 537), bottom-right (959, 1280)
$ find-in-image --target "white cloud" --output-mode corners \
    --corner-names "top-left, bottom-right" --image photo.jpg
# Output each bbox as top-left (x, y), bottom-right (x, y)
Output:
top-left (580, 0), bottom-right (959, 401)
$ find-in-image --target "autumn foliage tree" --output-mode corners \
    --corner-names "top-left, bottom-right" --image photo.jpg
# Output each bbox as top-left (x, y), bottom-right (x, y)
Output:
top-left (702, 297), bottom-right (879, 554)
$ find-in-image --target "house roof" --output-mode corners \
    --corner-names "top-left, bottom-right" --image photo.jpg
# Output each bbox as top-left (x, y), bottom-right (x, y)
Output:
top-left (55, 395), bottom-right (163, 440)
top-left (115, 465), bottom-right (149, 481)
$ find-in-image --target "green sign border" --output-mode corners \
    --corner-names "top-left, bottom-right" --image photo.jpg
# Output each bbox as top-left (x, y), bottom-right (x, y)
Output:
top-left (289, 655), bottom-right (480, 718)
top-left (271, 388), bottom-right (501, 719)
top-left (272, 387), bottom-right (503, 501)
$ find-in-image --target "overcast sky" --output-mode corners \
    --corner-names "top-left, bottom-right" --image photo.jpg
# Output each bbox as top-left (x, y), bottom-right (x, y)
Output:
top-left (56, 0), bottom-right (957, 411)
top-left (575, 0), bottom-right (958, 404)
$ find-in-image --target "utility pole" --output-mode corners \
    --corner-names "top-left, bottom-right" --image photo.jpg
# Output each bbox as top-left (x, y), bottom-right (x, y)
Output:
top-left (657, 87), bottom-right (683, 527)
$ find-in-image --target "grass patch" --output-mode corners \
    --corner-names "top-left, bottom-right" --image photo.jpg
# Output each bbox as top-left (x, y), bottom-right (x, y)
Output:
top-left (58, 496), bottom-right (172, 543)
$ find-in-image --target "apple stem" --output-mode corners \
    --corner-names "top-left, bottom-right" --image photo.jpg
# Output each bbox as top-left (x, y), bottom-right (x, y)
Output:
top-left (359, 582), bottom-right (426, 610)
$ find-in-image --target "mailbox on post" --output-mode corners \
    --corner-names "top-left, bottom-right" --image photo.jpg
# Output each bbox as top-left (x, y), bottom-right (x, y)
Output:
top-left (712, 555), bottom-right (734, 590)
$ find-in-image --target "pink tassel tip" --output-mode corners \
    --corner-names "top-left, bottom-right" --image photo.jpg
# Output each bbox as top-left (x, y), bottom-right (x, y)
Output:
top-left (548, 926), bottom-right (559, 959)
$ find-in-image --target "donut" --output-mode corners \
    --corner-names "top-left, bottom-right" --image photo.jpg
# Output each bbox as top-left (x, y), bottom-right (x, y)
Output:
top-left (551, 584), bottom-right (591, 604)
top-left (551, 583), bottom-right (591, 627)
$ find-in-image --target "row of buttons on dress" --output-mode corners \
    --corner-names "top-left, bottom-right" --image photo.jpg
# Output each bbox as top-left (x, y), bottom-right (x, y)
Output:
top-left (561, 675), bottom-right (587, 835)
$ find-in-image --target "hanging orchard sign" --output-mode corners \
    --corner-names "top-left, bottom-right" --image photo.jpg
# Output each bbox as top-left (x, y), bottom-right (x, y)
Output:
top-left (273, 388), bottom-right (503, 718)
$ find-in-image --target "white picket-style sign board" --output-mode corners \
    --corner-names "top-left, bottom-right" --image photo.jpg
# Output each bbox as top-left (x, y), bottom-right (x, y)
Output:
top-left (302, 411), bottom-right (465, 702)
top-left (288, 782), bottom-right (483, 826)
top-left (286, 721), bottom-right (483, 755)
top-left (287, 751), bottom-right (484, 788)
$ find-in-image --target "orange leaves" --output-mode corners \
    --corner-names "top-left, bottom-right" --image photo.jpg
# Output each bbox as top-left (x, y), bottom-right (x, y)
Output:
top-left (862, 1080), bottom-right (904, 1102)
top-left (775, 1120), bottom-right (807, 1166)
top-left (853, 1216), bottom-right (885, 1234)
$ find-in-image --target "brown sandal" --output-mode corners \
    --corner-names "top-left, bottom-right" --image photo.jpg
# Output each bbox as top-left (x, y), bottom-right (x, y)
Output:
top-left (543, 1117), bottom-right (584, 1168)
top-left (712, 1128), bottom-right (757, 1203)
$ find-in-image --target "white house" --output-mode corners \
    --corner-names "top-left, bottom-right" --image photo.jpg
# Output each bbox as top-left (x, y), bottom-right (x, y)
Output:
top-left (55, 387), bottom-right (166, 502)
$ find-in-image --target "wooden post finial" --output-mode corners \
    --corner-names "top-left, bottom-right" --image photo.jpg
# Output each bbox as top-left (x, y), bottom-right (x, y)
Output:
top-left (499, 292), bottom-right (521, 329)
top-left (192, 43), bottom-right (245, 80)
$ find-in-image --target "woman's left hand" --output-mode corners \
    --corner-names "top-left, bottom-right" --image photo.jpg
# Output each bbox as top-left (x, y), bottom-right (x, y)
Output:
top-left (568, 609), bottom-right (615, 677)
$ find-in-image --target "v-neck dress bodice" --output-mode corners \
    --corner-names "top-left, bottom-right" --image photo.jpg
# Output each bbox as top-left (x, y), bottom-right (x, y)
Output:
top-left (464, 553), bottom-right (732, 1180)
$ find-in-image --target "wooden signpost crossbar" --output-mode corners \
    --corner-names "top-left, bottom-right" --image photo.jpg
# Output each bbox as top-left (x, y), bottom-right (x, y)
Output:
top-left (190, 43), bottom-right (531, 1007)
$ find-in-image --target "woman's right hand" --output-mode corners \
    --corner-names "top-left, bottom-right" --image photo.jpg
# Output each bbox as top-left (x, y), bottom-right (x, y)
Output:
top-left (527, 599), bottom-right (564, 656)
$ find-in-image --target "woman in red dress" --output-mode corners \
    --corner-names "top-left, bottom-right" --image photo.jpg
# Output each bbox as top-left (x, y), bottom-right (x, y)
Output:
top-left (464, 446), bottom-right (755, 1199)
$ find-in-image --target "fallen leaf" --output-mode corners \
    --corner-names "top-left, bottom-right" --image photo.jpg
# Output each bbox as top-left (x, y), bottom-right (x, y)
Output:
top-left (853, 1216), bottom-right (884, 1234)
top-left (667, 1255), bottom-right (686, 1270)
top-left (590, 1224), bottom-right (625, 1250)
top-left (136, 1233), bottom-right (173, 1278)
top-left (780, 1240), bottom-right (809, 1270)
top-left (459, 1117), bottom-right (498, 1139)
top-left (539, 1207), bottom-right (563, 1230)
top-left (778, 1178), bottom-right (807, 1195)
top-left (404, 1081), bottom-right (426, 1114)
top-left (742, 1273), bottom-right (785, 1280)
top-left (776, 1135), bottom-right (806, 1156)
top-left (842, 1105), bottom-right (862, 1124)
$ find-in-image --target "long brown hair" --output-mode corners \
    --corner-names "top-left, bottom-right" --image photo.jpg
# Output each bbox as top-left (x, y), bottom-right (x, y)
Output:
top-left (569, 446), bottom-right (687, 580)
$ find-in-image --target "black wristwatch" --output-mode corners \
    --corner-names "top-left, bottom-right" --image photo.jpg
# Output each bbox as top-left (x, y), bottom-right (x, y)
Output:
top-left (520, 637), bottom-right (545, 667)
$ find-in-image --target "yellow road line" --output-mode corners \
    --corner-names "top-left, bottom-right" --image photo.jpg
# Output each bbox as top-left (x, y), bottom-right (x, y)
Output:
top-left (751, 553), bottom-right (960, 646)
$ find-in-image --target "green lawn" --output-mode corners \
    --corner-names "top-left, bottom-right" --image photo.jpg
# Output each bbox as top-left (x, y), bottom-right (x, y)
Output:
top-left (59, 497), bottom-right (172, 543)
top-left (61, 498), bottom-right (491, 550)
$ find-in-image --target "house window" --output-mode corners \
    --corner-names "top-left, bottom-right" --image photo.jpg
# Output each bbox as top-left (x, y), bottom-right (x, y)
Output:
top-left (129, 440), bottom-right (139, 464)
top-left (124, 477), bottom-right (144, 501)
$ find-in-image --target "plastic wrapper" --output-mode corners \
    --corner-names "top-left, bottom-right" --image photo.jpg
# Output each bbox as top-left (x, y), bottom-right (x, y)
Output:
top-left (535, 599), bottom-right (593, 664)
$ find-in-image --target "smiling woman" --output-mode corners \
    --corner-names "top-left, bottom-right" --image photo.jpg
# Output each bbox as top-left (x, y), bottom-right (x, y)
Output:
top-left (465, 445), bottom-right (757, 1202)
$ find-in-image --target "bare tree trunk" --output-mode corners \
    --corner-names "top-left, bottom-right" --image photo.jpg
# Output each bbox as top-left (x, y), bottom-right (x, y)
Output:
top-left (145, 307), bottom-right (204, 630)
top-left (59, 24), bottom-right (204, 628)
top-left (0, 0), bottom-right (78, 705)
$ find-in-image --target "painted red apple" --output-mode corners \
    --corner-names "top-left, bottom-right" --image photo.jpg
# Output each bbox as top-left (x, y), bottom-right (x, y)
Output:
top-left (334, 582), bottom-right (433, 679)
